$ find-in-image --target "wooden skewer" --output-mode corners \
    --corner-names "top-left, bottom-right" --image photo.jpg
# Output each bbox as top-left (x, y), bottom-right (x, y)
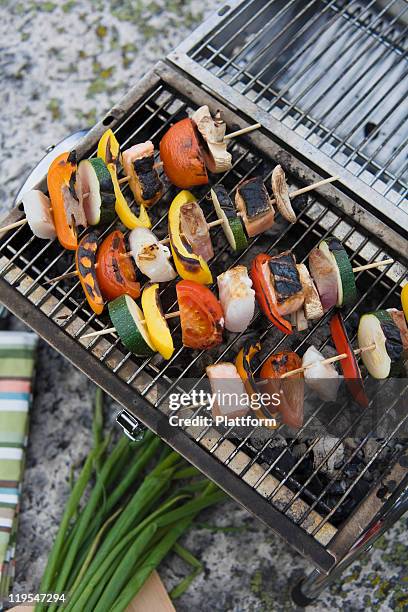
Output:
top-left (270, 175), bottom-right (340, 208)
top-left (352, 258), bottom-right (394, 273)
top-left (45, 240), bottom-right (394, 285)
top-left (81, 310), bottom-right (181, 339)
top-left (224, 123), bottom-right (262, 141)
top-left (45, 218), bottom-right (227, 283)
top-left (0, 170), bottom-right (336, 237)
top-left (46, 270), bottom-right (78, 283)
top-left (0, 218), bottom-right (28, 234)
top-left (280, 343), bottom-right (376, 378)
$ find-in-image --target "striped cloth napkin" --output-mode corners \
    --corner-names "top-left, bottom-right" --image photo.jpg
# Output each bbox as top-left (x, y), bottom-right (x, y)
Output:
top-left (0, 331), bottom-right (38, 603)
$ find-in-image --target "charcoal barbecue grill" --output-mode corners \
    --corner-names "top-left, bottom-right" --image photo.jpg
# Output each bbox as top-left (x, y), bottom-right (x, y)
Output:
top-left (1, 0), bottom-right (408, 605)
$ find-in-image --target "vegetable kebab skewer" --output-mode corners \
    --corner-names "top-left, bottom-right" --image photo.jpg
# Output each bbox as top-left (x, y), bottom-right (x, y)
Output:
top-left (82, 280), bottom-right (225, 361)
top-left (44, 169), bottom-right (387, 291)
top-left (252, 246), bottom-right (394, 334)
top-left (210, 305), bottom-right (407, 429)
top-left (45, 165), bottom-right (337, 283)
top-left (0, 107), bottom-right (260, 237)
top-left (51, 209), bottom-right (393, 336)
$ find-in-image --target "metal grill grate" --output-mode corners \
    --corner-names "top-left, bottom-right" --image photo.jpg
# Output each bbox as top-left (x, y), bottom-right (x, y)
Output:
top-left (173, 0), bottom-right (408, 226)
top-left (0, 64), bottom-right (407, 571)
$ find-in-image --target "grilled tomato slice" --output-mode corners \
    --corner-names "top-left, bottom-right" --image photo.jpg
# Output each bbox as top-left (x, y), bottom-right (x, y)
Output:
top-left (176, 280), bottom-right (224, 350)
top-left (96, 230), bottom-right (140, 302)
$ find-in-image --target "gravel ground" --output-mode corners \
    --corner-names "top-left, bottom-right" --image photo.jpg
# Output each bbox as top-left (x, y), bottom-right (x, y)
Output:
top-left (1, 1), bottom-right (407, 610)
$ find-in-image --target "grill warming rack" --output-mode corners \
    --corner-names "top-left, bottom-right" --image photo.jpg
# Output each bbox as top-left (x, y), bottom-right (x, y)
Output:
top-left (0, 62), bottom-right (407, 579)
top-left (169, 0), bottom-right (408, 232)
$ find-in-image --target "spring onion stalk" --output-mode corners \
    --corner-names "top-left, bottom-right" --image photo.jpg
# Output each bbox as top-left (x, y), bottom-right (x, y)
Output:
top-left (172, 466), bottom-right (202, 479)
top-left (72, 494), bottom-right (190, 612)
top-left (99, 491), bottom-right (226, 611)
top-left (104, 430), bottom-right (155, 490)
top-left (95, 435), bottom-right (161, 521)
top-left (93, 522), bottom-right (159, 612)
top-left (110, 517), bottom-right (194, 612)
top-left (77, 435), bottom-right (162, 559)
top-left (37, 387), bottom-right (227, 612)
top-left (94, 523), bottom-right (159, 612)
top-left (47, 436), bottom-right (131, 612)
top-left (170, 544), bottom-right (203, 599)
top-left (64, 467), bottom-right (176, 612)
top-left (35, 438), bottom-right (109, 612)
top-left (68, 506), bottom-right (123, 595)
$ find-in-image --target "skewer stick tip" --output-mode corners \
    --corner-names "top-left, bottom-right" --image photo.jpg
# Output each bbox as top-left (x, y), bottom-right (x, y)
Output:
top-left (352, 259), bottom-right (394, 273)
top-left (0, 218), bottom-right (28, 234)
top-left (224, 123), bottom-right (262, 141)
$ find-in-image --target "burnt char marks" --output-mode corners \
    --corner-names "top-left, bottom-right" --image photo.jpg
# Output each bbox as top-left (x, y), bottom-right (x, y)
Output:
top-left (77, 231), bottom-right (103, 302)
top-left (111, 257), bottom-right (124, 285)
top-left (213, 185), bottom-right (235, 218)
top-left (268, 252), bottom-right (302, 304)
top-left (238, 177), bottom-right (270, 218)
top-left (133, 156), bottom-right (162, 201)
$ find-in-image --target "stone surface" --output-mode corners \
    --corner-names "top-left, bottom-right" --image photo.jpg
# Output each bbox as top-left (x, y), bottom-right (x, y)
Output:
top-left (1, 1), bottom-right (407, 610)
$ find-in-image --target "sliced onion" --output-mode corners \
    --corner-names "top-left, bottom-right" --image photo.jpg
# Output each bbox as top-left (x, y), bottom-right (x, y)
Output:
top-left (302, 345), bottom-right (340, 402)
top-left (357, 311), bottom-right (403, 379)
top-left (22, 190), bottom-right (56, 239)
top-left (308, 247), bottom-right (338, 312)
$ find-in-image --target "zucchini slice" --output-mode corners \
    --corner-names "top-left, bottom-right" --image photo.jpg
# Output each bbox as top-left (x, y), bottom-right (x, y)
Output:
top-left (211, 185), bottom-right (248, 252)
top-left (319, 237), bottom-right (356, 307)
top-left (357, 310), bottom-right (403, 379)
top-left (78, 158), bottom-right (116, 225)
top-left (141, 283), bottom-right (174, 360)
top-left (108, 295), bottom-right (155, 356)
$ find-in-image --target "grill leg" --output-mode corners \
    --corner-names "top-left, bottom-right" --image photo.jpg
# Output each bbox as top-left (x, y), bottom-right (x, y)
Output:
top-left (292, 476), bottom-right (408, 607)
top-left (291, 569), bottom-right (338, 606)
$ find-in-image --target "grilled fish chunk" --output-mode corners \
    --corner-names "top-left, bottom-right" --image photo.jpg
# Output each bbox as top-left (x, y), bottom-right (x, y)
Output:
top-left (122, 141), bottom-right (163, 207)
top-left (268, 251), bottom-right (304, 316)
top-left (235, 176), bottom-right (275, 237)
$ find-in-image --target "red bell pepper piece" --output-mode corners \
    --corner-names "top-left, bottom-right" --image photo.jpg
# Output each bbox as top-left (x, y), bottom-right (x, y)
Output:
top-left (250, 253), bottom-right (292, 334)
top-left (329, 312), bottom-right (368, 408)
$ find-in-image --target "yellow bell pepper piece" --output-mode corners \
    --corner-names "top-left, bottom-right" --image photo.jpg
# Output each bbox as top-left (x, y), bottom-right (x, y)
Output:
top-left (108, 163), bottom-right (152, 229)
top-left (141, 283), bottom-right (174, 360)
top-left (168, 190), bottom-right (212, 285)
top-left (401, 283), bottom-right (408, 323)
top-left (98, 130), bottom-right (151, 229)
top-left (97, 129), bottom-right (121, 166)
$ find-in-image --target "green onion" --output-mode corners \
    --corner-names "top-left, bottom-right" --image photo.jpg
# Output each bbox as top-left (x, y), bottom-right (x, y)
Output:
top-left (170, 544), bottom-right (203, 599)
top-left (35, 438), bottom-right (108, 612)
top-left (36, 389), bottom-right (227, 612)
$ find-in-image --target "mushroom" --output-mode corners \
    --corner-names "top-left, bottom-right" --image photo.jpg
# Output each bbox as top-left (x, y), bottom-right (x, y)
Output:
top-left (191, 106), bottom-right (232, 174)
top-left (271, 164), bottom-right (297, 223)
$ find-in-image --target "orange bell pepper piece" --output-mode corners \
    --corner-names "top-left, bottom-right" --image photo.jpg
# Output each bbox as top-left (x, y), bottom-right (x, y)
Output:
top-left (75, 231), bottom-right (104, 315)
top-left (47, 151), bottom-right (87, 250)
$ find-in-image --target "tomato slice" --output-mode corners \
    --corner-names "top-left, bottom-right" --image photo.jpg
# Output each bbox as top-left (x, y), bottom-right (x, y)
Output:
top-left (330, 312), bottom-right (368, 408)
top-left (251, 253), bottom-right (292, 334)
top-left (96, 230), bottom-right (140, 301)
top-left (176, 280), bottom-right (223, 349)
